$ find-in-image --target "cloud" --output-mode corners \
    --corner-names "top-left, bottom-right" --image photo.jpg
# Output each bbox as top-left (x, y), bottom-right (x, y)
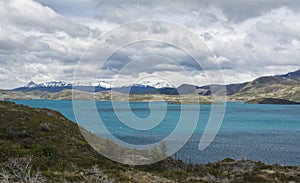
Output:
top-left (209, 7), bottom-right (300, 72)
top-left (84, 4), bottom-right (300, 85)
top-left (0, 0), bottom-right (101, 88)
top-left (0, 0), bottom-right (300, 88)
top-left (0, 0), bottom-right (98, 37)
top-left (89, 0), bottom-right (300, 23)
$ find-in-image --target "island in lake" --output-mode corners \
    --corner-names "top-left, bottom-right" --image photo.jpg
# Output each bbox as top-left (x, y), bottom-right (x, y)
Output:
top-left (246, 98), bottom-right (300, 104)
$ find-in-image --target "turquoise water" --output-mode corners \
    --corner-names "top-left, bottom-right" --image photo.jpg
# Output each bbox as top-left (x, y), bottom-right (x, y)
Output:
top-left (12, 99), bottom-right (300, 165)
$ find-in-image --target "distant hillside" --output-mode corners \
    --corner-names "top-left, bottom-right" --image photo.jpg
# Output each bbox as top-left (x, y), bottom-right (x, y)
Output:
top-left (277, 69), bottom-right (300, 78)
top-left (1, 101), bottom-right (300, 182)
top-left (0, 90), bottom-right (53, 100)
top-left (112, 85), bottom-right (157, 94)
top-left (195, 82), bottom-right (249, 96)
top-left (232, 70), bottom-right (300, 101)
top-left (146, 87), bottom-right (179, 95)
top-left (177, 84), bottom-right (199, 94)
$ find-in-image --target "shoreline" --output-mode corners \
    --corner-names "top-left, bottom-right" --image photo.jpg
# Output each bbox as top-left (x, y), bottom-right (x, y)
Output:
top-left (2, 89), bottom-right (299, 104)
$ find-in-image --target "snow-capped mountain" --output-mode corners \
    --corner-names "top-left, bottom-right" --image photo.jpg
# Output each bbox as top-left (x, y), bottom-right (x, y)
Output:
top-left (13, 81), bottom-right (73, 92)
top-left (111, 81), bottom-right (175, 94)
top-left (152, 81), bottom-right (175, 88)
top-left (14, 80), bottom-right (174, 93)
top-left (24, 81), bottom-right (38, 88)
top-left (74, 81), bottom-right (111, 89)
top-left (130, 81), bottom-right (175, 89)
top-left (95, 81), bottom-right (112, 89)
top-left (23, 81), bottom-right (71, 88)
top-left (39, 81), bottom-right (71, 87)
top-left (14, 80), bottom-right (111, 93)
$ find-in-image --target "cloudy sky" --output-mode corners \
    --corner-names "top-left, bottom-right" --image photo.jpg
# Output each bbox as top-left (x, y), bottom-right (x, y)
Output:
top-left (0, 0), bottom-right (300, 88)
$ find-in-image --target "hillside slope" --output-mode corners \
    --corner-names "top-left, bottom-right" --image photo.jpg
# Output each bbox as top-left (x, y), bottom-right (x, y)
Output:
top-left (232, 70), bottom-right (300, 101)
top-left (0, 101), bottom-right (178, 182)
top-left (0, 101), bottom-right (125, 182)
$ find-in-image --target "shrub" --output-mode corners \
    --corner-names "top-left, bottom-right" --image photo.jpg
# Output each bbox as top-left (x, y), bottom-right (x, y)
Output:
top-left (39, 122), bottom-right (51, 131)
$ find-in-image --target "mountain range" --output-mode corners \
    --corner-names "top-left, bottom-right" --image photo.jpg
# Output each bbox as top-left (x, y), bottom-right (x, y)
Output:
top-left (7, 69), bottom-right (300, 101)
top-left (13, 80), bottom-right (176, 94)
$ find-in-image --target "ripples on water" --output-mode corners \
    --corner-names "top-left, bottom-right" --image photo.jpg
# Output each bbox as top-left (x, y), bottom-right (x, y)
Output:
top-left (12, 100), bottom-right (300, 165)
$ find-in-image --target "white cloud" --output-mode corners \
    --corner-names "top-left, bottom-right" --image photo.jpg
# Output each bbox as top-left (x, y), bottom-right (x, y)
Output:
top-left (0, 0), bottom-right (98, 37)
top-left (211, 8), bottom-right (300, 69)
top-left (0, 0), bottom-right (100, 88)
top-left (0, 0), bottom-right (299, 89)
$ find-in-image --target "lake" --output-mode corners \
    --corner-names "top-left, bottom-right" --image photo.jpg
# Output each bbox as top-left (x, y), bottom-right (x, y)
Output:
top-left (12, 99), bottom-right (300, 165)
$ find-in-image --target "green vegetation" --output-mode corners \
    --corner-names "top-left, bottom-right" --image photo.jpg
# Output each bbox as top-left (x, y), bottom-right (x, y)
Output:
top-left (231, 75), bottom-right (300, 102)
top-left (0, 101), bottom-right (300, 182)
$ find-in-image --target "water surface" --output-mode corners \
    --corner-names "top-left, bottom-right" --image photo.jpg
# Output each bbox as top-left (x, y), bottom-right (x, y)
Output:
top-left (13, 99), bottom-right (300, 165)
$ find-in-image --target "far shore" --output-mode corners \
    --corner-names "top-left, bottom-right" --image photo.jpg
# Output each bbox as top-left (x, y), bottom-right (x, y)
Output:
top-left (1, 89), bottom-right (299, 104)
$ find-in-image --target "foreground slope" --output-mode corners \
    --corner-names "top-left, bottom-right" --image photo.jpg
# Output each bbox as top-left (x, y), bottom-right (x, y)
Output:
top-left (0, 101), bottom-right (169, 182)
top-left (0, 101), bottom-right (300, 182)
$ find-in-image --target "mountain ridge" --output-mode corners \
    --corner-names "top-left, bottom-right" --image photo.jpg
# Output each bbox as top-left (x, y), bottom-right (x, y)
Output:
top-left (13, 80), bottom-right (176, 93)
top-left (6, 69), bottom-right (300, 101)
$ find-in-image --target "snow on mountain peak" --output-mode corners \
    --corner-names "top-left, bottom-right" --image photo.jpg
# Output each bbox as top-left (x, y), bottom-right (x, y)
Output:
top-left (25, 81), bottom-right (38, 88)
top-left (24, 81), bottom-right (71, 88)
top-left (73, 80), bottom-right (111, 89)
top-left (40, 81), bottom-right (70, 87)
top-left (152, 81), bottom-right (175, 88)
top-left (133, 81), bottom-right (175, 88)
top-left (96, 81), bottom-right (112, 89)
top-left (23, 80), bottom-right (172, 89)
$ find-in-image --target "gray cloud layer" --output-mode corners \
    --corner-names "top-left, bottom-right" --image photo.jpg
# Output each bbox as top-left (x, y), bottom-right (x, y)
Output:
top-left (0, 0), bottom-right (299, 88)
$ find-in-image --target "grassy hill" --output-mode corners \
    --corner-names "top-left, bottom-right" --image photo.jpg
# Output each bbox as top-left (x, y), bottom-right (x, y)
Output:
top-left (231, 70), bottom-right (300, 102)
top-left (1, 101), bottom-right (300, 182)
top-left (232, 77), bottom-right (300, 101)
top-left (0, 101), bottom-right (125, 182)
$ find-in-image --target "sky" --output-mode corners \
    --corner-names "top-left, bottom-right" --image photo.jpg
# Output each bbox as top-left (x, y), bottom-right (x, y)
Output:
top-left (0, 0), bottom-right (300, 89)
